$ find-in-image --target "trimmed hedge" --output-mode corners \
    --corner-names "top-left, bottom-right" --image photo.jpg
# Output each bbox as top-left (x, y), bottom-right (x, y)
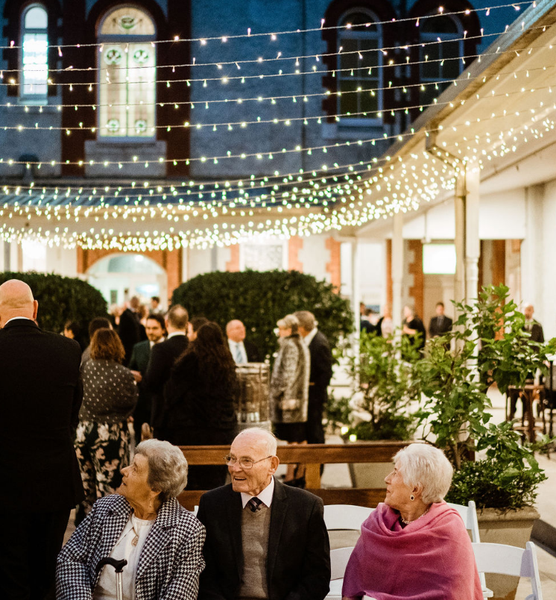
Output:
top-left (171, 270), bottom-right (354, 360)
top-left (0, 271), bottom-right (108, 333)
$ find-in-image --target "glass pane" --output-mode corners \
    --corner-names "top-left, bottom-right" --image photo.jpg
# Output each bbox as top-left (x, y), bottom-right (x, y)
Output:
top-left (360, 87), bottom-right (378, 114)
top-left (339, 38), bottom-right (359, 71)
top-left (99, 43), bottom-right (155, 138)
top-left (421, 44), bottom-right (440, 80)
top-left (22, 32), bottom-right (48, 96)
top-left (340, 11), bottom-right (378, 33)
top-left (127, 43), bottom-right (156, 137)
top-left (25, 6), bottom-right (47, 29)
top-left (339, 79), bottom-right (359, 116)
top-left (359, 38), bottom-right (379, 70)
top-left (100, 44), bottom-right (126, 137)
top-left (421, 15), bottom-right (458, 34)
top-left (100, 7), bottom-right (155, 35)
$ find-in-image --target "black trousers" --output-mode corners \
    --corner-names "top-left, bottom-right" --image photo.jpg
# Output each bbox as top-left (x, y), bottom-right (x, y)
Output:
top-left (306, 389), bottom-right (327, 444)
top-left (0, 509), bottom-right (70, 600)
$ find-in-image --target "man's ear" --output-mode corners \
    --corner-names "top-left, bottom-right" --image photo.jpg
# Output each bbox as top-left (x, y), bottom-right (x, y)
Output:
top-left (269, 456), bottom-right (280, 475)
top-left (32, 300), bottom-right (39, 321)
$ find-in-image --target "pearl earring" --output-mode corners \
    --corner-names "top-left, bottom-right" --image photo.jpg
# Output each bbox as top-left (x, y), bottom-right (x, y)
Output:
top-left (410, 494), bottom-right (415, 501)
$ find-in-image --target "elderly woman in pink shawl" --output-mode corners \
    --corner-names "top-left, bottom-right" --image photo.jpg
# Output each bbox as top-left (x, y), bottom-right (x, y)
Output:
top-left (342, 444), bottom-right (483, 600)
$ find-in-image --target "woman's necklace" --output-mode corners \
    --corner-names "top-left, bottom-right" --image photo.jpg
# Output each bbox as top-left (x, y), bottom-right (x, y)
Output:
top-left (130, 514), bottom-right (151, 546)
top-left (399, 507), bottom-right (430, 526)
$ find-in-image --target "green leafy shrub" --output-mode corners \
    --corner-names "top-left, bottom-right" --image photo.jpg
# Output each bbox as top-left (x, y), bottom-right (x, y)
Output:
top-left (0, 271), bottom-right (107, 333)
top-left (334, 331), bottom-right (421, 441)
top-left (172, 270), bottom-right (353, 360)
top-left (417, 284), bottom-right (554, 509)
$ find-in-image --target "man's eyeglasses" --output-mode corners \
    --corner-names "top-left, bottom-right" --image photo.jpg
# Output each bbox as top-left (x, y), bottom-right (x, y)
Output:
top-left (225, 455), bottom-right (272, 470)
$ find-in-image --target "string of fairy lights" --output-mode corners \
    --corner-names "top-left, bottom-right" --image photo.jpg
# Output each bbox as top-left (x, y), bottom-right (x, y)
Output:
top-left (0, 0), bottom-right (553, 250)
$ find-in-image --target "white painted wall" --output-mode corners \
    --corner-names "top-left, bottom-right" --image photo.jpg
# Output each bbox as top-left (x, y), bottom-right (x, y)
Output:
top-left (188, 247), bottom-right (214, 279)
top-left (299, 236), bottom-right (327, 281)
top-left (402, 189), bottom-right (527, 241)
top-left (539, 180), bottom-right (556, 339)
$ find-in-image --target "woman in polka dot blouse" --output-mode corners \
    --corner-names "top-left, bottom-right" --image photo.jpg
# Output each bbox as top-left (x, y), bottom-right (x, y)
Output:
top-left (75, 328), bottom-right (138, 522)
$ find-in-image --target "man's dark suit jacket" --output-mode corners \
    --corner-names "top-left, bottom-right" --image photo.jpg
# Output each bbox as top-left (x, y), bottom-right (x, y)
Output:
top-left (142, 334), bottom-right (188, 430)
top-left (118, 308), bottom-right (142, 366)
top-left (129, 339), bottom-right (154, 433)
top-left (428, 315), bottom-right (453, 338)
top-left (307, 330), bottom-right (333, 444)
top-left (197, 479), bottom-right (331, 600)
top-left (245, 339), bottom-right (262, 362)
top-left (525, 321), bottom-right (545, 344)
top-left (0, 319), bottom-right (84, 513)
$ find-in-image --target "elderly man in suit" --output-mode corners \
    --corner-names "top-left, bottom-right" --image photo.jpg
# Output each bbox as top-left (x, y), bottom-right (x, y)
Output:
top-left (226, 319), bottom-right (262, 363)
top-left (428, 301), bottom-right (453, 338)
top-left (0, 279), bottom-right (83, 600)
top-left (294, 311), bottom-right (333, 445)
top-left (143, 304), bottom-right (189, 438)
top-left (197, 428), bottom-right (330, 600)
top-left (129, 313), bottom-right (166, 441)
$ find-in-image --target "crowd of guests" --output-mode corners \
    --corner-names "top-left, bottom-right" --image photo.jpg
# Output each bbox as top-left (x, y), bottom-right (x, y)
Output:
top-left (1, 278), bottom-right (492, 600)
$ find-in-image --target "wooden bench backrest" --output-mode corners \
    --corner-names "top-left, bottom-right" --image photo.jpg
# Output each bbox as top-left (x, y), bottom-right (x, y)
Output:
top-left (177, 441), bottom-right (411, 511)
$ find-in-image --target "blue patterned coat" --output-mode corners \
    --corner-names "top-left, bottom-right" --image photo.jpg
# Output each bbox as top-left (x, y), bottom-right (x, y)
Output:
top-left (56, 494), bottom-right (205, 600)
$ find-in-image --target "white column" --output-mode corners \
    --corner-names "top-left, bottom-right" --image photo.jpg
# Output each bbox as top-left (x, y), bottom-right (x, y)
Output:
top-left (521, 185), bottom-right (544, 314)
top-left (351, 240), bottom-right (360, 333)
top-left (454, 173), bottom-right (466, 305)
top-left (465, 167), bottom-right (481, 303)
top-left (392, 212), bottom-right (404, 328)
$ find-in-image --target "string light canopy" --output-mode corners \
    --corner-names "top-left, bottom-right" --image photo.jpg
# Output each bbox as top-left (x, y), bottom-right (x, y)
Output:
top-left (0, 0), bottom-right (553, 250)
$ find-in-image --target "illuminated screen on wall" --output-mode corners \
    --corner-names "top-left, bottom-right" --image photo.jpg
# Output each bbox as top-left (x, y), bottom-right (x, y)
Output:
top-left (422, 244), bottom-right (457, 274)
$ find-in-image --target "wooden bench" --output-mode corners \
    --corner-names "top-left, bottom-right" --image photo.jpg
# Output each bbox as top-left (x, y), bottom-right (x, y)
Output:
top-left (177, 441), bottom-right (412, 511)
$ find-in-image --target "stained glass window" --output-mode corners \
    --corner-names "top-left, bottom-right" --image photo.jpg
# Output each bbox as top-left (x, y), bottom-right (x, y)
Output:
top-left (337, 10), bottom-right (382, 120)
top-left (419, 16), bottom-right (463, 107)
top-left (21, 5), bottom-right (48, 99)
top-left (98, 7), bottom-right (156, 138)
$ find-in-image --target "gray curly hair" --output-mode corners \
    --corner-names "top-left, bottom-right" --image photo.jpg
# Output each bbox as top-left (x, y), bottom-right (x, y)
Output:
top-left (135, 439), bottom-right (188, 502)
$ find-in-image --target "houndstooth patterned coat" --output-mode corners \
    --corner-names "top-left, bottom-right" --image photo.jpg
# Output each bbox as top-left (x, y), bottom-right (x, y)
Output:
top-left (56, 494), bottom-right (205, 600)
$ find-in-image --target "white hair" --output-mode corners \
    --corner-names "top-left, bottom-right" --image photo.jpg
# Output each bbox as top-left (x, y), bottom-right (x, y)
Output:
top-left (136, 439), bottom-right (188, 502)
top-left (234, 427), bottom-right (278, 456)
top-left (394, 443), bottom-right (453, 504)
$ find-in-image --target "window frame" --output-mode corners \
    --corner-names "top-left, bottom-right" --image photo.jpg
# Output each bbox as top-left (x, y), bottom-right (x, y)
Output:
top-left (19, 3), bottom-right (49, 104)
top-left (97, 5), bottom-right (157, 142)
top-left (336, 7), bottom-right (383, 126)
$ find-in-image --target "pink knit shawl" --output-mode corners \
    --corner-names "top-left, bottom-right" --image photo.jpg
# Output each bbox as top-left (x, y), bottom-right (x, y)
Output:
top-left (342, 501), bottom-right (483, 600)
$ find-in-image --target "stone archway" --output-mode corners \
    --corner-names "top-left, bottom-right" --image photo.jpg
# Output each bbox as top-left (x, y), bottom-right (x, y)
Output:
top-left (77, 247), bottom-right (182, 304)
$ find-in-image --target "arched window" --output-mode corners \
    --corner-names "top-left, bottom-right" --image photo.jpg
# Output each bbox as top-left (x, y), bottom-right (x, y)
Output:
top-left (419, 15), bottom-right (463, 107)
top-left (21, 4), bottom-right (48, 100)
top-left (98, 6), bottom-right (156, 138)
top-left (337, 9), bottom-right (382, 121)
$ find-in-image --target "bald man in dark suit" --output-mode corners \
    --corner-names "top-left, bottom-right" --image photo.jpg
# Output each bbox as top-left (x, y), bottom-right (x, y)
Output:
top-left (0, 279), bottom-right (83, 600)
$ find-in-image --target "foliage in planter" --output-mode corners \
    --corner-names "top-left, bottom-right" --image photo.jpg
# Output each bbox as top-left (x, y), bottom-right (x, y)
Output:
top-left (172, 270), bottom-right (353, 361)
top-left (0, 271), bottom-right (107, 333)
top-left (339, 331), bottom-right (421, 441)
top-left (445, 422), bottom-right (547, 509)
top-left (417, 284), bottom-right (554, 508)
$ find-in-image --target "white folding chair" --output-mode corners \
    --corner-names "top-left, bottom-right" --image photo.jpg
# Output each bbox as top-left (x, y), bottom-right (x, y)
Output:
top-left (326, 546), bottom-right (354, 600)
top-left (324, 504), bottom-right (374, 532)
top-left (324, 506), bottom-right (373, 600)
top-left (472, 541), bottom-right (543, 600)
top-left (447, 501), bottom-right (492, 598)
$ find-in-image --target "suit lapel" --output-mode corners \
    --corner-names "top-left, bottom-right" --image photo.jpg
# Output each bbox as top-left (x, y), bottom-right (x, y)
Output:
top-left (227, 487), bottom-right (244, 578)
top-left (267, 479), bottom-right (288, 584)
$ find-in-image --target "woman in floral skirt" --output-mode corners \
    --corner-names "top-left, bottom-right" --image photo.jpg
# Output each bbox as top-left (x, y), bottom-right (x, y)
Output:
top-left (75, 328), bottom-right (137, 522)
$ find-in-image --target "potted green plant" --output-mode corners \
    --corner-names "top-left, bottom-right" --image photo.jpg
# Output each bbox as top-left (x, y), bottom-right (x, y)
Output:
top-left (332, 331), bottom-right (422, 486)
top-left (417, 284), bottom-right (554, 600)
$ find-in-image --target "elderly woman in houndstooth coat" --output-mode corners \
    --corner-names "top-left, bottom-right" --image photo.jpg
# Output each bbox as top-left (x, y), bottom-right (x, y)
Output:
top-left (56, 439), bottom-right (205, 600)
